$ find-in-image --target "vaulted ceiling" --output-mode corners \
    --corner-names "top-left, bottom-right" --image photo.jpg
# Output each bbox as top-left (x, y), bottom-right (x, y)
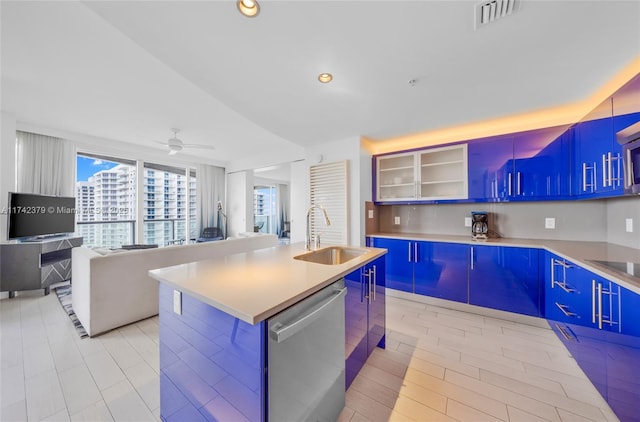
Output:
top-left (2, 1), bottom-right (639, 166)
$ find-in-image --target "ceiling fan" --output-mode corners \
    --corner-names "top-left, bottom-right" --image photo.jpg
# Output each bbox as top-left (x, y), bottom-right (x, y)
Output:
top-left (156, 128), bottom-right (215, 155)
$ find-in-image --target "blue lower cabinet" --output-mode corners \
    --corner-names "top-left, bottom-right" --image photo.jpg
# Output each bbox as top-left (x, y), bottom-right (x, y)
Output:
top-left (414, 242), bottom-right (468, 303)
top-left (620, 285), bottom-right (640, 337)
top-left (544, 253), bottom-right (595, 327)
top-left (371, 238), bottom-right (413, 293)
top-left (545, 254), bottom-right (640, 422)
top-left (344, 256), bottom-right (386, 389)
top-left (159, 283), bottom-right (266, 422)
top-left (344, 268), bottom-right (367, 389)
top-left (367, 257), bottom-right (386, 355)
top-left (469, 245), bottom-right (540, 316)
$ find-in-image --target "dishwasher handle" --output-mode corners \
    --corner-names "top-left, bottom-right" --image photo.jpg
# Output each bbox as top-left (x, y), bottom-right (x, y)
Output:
top-left (270, 286), bottom-right (347, 343)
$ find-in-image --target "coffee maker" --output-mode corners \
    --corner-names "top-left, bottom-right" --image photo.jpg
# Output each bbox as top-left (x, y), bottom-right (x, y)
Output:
top-left (471, 212), bottom-right (489, 240)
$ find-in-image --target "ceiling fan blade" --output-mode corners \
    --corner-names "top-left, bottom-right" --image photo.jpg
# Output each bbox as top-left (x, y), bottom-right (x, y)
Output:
top-left (154, 140), bottom-right (168, 146)
top-left (182, 143), bottom-right (216, 150)
top-left (168, 149), bottom-right (178, 156)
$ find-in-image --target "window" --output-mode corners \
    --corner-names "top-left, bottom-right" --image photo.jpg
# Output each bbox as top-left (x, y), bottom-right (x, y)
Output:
top-left (142, 162), bottom-right (196, 247)
top-left (76, 154), bottom-right (197, 248)
top-left (76, 154), bottom-right (136, 248)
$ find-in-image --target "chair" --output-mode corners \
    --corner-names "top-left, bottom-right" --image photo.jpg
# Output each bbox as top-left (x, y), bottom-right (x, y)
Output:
top-left (197, 227), bottom-right (223, 243)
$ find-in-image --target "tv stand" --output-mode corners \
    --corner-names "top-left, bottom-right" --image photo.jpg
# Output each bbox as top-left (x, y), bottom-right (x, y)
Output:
top-left (0, 236), bottom-right (83, 297)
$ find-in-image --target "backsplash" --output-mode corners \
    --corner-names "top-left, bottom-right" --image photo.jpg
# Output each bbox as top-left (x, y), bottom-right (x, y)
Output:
top-left (374, 197), bottom-right (640, 249)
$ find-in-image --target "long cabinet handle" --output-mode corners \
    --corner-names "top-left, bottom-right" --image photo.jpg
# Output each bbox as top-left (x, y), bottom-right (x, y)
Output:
top-left (582, 162), bottom-right (587, 192)
top-left (592, 279), bottom-right (597, 325)
top-left (408, 242), bottom-right (412, 263)
top-left (597, 282), bottom-right (603, 330)
top-left (555, 302), bottom-right (577, 318)
top-left (627, 149), bottom-right (633, 188)
top-left (608, 152), bottom-right (613, 187)
top-left (508, 173), bottom-right (512, 196)
top-left (372, 265), bottom-right (377, 301)
top-left (470, 247), bottom-right (474, 270)
top-left (517, 172), bottom-right (522, 196)
top-left (602, 154), bottom-right (607, 187)
top-left (593, 161), bottom-right (597, 191)
top-left (414, 242), bottom-right (418, 263)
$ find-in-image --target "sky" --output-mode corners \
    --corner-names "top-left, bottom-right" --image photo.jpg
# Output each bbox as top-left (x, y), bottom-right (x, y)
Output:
top-left (76, 156), bottom-right (118, 182)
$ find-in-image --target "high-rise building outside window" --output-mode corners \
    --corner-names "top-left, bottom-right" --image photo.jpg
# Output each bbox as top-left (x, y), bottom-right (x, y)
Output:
top-left (76, 154), bottom-right (196, 248)
top-left (76, 154), bottom-right (136, 248)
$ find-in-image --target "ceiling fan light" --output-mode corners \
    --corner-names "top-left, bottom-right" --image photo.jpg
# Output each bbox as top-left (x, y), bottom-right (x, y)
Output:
top-left (237, 0), bottom-right (259, 17)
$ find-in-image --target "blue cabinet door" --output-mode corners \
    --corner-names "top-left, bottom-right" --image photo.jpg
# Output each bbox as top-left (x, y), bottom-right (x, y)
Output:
top-left (513, 126), bottom-right (572, 199)
top-left (544, 253), bottom-right (597, 327)
top-left (367, 257), bottom-right (386, 355)
top-left (414, 241), bottom-right (468, 303)
top-left (619, 285), bottom-right (640, 337)
top-left (572, 97), bottom-right (625, 197)
top-left (606, 332), bottom-right (640, 422)
top-left (469, 245), bottom-right (540, 316)
top-left (467, 134), bottom-right (514, 201)
top-left (344, 267), bottom-right (368, 389)
top-left (371, 237), bottom-right (413, 293)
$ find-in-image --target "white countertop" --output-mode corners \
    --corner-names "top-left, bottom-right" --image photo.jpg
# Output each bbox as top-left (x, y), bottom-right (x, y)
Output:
top-left (148, 243), bottom-right (386, 325)
top-left (370, 232), bottom-right (640, 294)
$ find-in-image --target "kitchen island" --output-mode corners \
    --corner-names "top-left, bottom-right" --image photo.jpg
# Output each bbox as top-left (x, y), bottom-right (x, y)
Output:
top-left (149, 243), bottom-right (386, 422)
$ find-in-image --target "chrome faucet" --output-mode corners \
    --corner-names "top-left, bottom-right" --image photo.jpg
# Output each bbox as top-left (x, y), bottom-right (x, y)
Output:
top-left (305, 204), bottom-right (331, 251)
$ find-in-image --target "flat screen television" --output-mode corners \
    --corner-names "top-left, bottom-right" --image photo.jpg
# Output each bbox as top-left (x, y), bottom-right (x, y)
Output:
top-left (7, 192), bottom-right (76, 240)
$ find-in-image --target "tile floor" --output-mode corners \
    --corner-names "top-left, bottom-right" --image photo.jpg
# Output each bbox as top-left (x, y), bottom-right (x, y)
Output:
top-left (1, 287), bottom-right (617, 422)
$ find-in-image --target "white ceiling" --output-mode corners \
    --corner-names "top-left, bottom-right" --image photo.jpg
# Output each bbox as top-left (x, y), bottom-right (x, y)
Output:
top-left (2, 1), bottom-right (639, 167)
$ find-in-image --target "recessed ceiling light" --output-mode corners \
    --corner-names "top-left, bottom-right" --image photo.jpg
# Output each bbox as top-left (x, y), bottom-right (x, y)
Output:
top-left (237, 0), bottom-right (260, 17)
top-left (318, 73), bottom-right (333, 83)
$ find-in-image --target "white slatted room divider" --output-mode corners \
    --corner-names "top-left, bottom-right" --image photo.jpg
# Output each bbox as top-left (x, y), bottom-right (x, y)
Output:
top-left (309, 160), bottom-right (349, 246)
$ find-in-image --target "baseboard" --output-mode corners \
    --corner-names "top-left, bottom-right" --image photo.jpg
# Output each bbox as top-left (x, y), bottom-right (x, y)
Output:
top-left (385, 288), bottom-right (550, 329)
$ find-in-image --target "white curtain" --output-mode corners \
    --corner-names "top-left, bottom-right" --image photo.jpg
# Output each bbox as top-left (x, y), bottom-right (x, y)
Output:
top-left (196, 164), bottom-right (225, 237)
top-left (276, 183), bottom-right (289, 237)
top-left (16, 131), bottom-right (75, 197)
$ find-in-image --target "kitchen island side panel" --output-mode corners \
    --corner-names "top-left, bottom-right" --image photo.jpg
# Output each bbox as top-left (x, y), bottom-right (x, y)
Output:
top-left (159, 283), bottom-right (266, 422)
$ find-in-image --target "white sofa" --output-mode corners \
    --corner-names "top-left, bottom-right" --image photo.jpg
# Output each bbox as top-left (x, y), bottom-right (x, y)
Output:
top-left (71, 234), bottom-right (278, 336)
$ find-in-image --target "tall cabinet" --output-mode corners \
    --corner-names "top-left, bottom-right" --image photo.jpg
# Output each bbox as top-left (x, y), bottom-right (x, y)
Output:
top-left (344, 256), bottom-right (386, 388)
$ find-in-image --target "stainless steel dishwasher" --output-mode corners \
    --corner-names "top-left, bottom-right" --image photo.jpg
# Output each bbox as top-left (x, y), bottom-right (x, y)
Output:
top-left (268, 279), bottom-right (346, 421)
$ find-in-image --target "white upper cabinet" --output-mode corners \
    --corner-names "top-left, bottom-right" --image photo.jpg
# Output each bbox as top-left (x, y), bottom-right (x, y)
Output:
top-left (375, 144), bottom-right (468, 202)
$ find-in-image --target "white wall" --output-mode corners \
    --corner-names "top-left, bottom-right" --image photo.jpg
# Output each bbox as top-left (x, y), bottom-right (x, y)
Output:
top-left (289, 160), bottom-right (308, 244)
top-left (304, 136), bottom-right (372, 246)
top-left (0, 113), bottom-right (17, 241)
top-left (226, 170), bottom-right (253, 237)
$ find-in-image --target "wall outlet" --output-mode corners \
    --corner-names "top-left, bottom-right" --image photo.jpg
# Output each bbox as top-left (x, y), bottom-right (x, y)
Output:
top-left (173, 290), bottom-right (182, 315)
top-left (368, 209), bottom-right (374, 219)
top-left (545, 218), bottom-right (556, 229)
top-left (464, 217), bottom-right (472, 227)
top-left (626, 218), bottom-right (633, 233)
top-left (394, 216), bottom-right (401, 225)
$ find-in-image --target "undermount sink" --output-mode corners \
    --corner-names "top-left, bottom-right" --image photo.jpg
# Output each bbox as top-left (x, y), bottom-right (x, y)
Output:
top-left (294, 246), bottom-right (368, 265)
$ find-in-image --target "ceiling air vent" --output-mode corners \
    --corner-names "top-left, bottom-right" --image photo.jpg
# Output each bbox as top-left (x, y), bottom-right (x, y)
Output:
top-left (475, 0), bottom-right (519, 29)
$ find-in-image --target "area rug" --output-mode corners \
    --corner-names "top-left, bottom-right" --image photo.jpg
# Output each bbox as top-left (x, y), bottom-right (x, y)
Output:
top-left (54, 285), bottom-right (89, 339)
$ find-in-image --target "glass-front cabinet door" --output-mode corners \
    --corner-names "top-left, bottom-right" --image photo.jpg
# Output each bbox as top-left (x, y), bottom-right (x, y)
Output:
top-left (375, 152), bottom-right (418, 201)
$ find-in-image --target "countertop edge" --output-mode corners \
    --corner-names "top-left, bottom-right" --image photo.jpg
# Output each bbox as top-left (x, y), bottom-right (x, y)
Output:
top-left (369, 232), bottom-right (640, 294)
top-left (149, 246), bottom-right (387, 325)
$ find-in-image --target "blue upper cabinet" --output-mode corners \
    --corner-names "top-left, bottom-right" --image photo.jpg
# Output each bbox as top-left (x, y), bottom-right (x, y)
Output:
top-left (468, 126), bottom-right (571, 201)
top-left (467, 133), bottom-right (514, 201)
top-left (512, 125), bottom-right (572, 199)
top-left (572, 98), bottom-right (623, 197)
